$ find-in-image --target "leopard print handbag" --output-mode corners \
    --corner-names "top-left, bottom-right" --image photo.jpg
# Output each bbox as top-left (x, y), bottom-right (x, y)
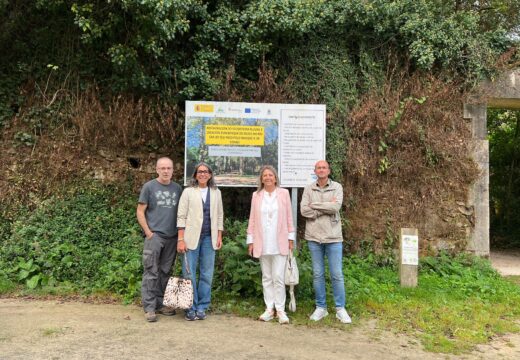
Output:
top-left (163, 253), bottom-right (193, 310)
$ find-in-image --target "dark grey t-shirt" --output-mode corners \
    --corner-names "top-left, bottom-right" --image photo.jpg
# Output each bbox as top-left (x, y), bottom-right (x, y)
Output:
top-left (138, 179), bottom-right (182, 238)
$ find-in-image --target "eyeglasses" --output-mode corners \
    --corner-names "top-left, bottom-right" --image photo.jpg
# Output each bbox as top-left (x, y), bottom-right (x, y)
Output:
top-left (197, 170), bottom-right (210, 174)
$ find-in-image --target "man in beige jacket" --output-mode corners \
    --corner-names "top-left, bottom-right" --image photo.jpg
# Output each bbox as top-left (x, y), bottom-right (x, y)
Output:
top-left (300, 160), bottom-right (352, 324)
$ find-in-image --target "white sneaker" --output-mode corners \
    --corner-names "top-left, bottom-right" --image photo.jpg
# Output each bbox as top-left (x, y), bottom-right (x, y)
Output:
top-left (309, 307), bottom-right (329, 321)
top-left (258, 309), bottom-right (274, 322)
top-left (277, 311), bottom-right (289, 324)
top-left (335, 307), bottom-right (352, 324)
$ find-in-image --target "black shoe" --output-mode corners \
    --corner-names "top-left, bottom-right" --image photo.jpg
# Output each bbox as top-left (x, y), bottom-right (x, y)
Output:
top-left (185, 310), bottom-right (196, 321)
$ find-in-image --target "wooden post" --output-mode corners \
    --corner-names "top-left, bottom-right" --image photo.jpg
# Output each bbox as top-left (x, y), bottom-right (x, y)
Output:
top-left (400, 228), bottom-right (419, 287)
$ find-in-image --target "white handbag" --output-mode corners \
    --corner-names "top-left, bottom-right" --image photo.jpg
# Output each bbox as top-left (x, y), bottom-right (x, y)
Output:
top-left (285, 251), bottom-right (299, 312)
top-left (285, 251), bottom-right (299, 285)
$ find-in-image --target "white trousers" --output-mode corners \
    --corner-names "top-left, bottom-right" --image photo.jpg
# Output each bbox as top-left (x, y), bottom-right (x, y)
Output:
top-left (259, 254), bottom-right (287, 312)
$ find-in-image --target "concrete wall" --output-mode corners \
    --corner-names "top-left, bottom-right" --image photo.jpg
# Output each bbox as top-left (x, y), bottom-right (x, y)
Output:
top-left (465, 69), bottom-right (520, 256)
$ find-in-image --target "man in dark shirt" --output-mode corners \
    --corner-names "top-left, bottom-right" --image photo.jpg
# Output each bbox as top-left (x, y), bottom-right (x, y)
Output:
top-left (137, 157), bottom-right (182, 322)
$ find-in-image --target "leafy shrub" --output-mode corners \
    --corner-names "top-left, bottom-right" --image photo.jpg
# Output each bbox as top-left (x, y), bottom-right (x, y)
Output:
top-left (0, 183), bottom-right (143, 300)
top-left (213, 218), bottom-right (335, 301)
top-left (0, 270), bottom-right (15, 294)
top-left (0, 212), bottom-right (11, 244)
top-left (419, 252), bottom-right (510, 300)
top-left (214, 218), bottom-right (262, 297)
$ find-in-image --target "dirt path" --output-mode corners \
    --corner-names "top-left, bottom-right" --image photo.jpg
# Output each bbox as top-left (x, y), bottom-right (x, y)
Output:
top-left (1, 299), bottom-right (519, 360)
top-left (491, 250), bottom-right (520, 276)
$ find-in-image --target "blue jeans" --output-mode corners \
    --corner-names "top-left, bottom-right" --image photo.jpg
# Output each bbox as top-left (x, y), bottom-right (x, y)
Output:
top-left (182, 235), bottom-right (215, 312)
top-left (308, 241), bottom-right (345, 308)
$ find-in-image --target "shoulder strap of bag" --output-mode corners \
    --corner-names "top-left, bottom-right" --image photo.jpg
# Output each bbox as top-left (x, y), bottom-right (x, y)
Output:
top-left (170, 252), bottom-right (191, 277)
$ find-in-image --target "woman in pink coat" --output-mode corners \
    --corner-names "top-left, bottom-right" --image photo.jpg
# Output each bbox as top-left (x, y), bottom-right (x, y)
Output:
top-left (247, 165), bottom-right (295, 324)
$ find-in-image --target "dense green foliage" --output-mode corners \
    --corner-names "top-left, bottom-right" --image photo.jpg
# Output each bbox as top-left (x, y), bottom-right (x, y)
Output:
top-left (0, 185), bottom-right (519, 353)
top-left (1, 2), bottom-right (520, 353)
top-left (2, 0), bottom-right (516, 191)
top-left (0, 185), bottom-right (143, 301)
top-left (0, 187), bottom-right (305, 301)
top-left (1, 0), bottom-right (514, 101)
top-left (488, 109), bottom-right (520, 247)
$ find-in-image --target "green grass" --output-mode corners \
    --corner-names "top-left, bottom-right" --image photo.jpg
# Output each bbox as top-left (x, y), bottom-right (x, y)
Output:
top-left (505, 275), bottom-right (520, 286)
top-left (17, 283), bottom-right (77, 297)
top-left (0, 274), bottom-right (16, 294)
top-left (347, 254), bottom-right (520, 353)
top-left (215, 253), bottom-right (520, 354)
top-left (0, 335), bottom-right (10, 342)
top-left (3, 247), bottom-right (519, 355)
top-left (40, 327), bottom-right (65, 337)
top-left (212, 296), bottom-right (354, 330)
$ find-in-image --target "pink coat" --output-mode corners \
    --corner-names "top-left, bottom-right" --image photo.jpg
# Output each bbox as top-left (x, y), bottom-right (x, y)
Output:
top-left (247, 187), bottom-right (295, 258)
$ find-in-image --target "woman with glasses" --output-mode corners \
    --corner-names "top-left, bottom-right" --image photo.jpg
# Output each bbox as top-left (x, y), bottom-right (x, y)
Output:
top-left (247, 165), bottom-right (295, 324)
top-left (177, 162), bottom-right (224, 321)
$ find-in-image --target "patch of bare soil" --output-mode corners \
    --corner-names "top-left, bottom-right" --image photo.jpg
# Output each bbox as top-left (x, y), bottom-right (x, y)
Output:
top-left (1, 299), bottom-right (519, 360)
top-left (491, 250), bottom-right (520, 276)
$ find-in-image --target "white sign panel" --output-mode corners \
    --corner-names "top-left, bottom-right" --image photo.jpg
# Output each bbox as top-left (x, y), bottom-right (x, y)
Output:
top-left (208, 146), bottom-right (261, 157)
top-left (280, 109), bottom-right (326, 187)
top-left (401, 235), bottom-right (419, 265)
top-left (185, 101), bottom-right (326, 187)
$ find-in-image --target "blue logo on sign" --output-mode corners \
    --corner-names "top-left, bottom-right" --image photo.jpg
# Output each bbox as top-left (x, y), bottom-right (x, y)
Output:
top-left (245, 108), bottom-right (251, 113)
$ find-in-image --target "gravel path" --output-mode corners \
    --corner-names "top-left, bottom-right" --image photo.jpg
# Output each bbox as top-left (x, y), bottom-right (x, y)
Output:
top-left (491, 249), bottom-right (520, 276)
top-left (1, 299), bottom-right (519, 359)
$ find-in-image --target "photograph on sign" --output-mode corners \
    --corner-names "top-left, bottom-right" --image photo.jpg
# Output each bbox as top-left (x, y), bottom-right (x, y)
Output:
top-left (185, 101), bottom-right (325, 187)
top-left (186, 116), bottom-right (278, 186)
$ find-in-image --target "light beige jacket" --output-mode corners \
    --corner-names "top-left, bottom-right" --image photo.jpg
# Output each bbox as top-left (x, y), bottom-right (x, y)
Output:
top-left (300, 179), bottom-right (343, 243)
top-left (177, 186), bottom-right (224, 250)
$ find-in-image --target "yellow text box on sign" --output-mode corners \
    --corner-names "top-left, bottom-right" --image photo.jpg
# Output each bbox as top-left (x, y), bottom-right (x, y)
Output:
top-left (205, 125), bottom-right (265, 146)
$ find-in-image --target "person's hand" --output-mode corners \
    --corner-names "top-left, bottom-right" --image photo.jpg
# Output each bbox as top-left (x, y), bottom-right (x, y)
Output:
top-left (216, 234), bottom-right (223, 250)
top-left (248, 244), bottom-right (254, 257)
top-left (177, 239), bottom-right (187, 253)
top-left (145, 231), bottom-right (154, 240)
top-left (289, 240), bottom-right (294, 251)
top-left (331, 196), bottom-right (337, 203)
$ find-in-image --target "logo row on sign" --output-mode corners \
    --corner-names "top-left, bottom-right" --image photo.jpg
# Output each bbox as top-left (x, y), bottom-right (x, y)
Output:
top-left (195, 104), bottom-right (266, 115)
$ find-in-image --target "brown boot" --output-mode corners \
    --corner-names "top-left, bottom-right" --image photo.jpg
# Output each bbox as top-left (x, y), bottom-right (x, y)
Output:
top-left (157, 306), bottom-right (176, 316)
top-left (145, 311), bottom-right (157, 322)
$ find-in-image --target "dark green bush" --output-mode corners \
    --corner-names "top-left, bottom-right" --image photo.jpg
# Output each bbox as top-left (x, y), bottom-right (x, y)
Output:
top-left (2, 183), bottom-right (518, 320)
top-left (214, 218), bottom-right (262, 297)
top-left (0, 183), bottom-right (143, 301)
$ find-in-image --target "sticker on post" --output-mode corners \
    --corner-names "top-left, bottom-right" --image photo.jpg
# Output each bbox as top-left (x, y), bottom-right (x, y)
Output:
top-left (402, 235), bottom-right (419, 265)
